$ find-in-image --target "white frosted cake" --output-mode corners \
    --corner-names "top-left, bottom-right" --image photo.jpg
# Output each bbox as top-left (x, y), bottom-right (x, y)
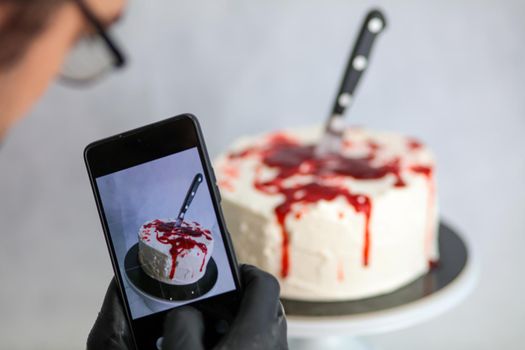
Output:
top-left (215, 126), bottom-right (438, 301)
top-left (138, 219), bottom-right (214, 285)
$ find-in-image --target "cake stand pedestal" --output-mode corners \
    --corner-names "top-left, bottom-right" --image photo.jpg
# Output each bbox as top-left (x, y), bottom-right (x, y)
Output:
top-left (285, 222), bottom-right (479, 350)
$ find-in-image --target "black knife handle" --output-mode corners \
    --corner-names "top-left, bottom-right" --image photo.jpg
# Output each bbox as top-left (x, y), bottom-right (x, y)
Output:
top-left (331, 9), bottom-right (387, 116)
top-left (176, 173), bottom-right (203, 224)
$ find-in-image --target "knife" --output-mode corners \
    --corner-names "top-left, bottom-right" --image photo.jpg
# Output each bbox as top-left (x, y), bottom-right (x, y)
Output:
top-left (175, 173), bottom-right (204, 227)
top-left (316, 9), bottom-right (387, 156)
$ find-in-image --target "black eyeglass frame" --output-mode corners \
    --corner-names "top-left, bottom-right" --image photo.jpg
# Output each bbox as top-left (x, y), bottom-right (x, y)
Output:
top-left (73, 0), bottom-right (126, 69)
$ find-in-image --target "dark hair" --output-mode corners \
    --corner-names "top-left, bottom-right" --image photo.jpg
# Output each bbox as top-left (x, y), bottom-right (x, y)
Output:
top-left (0, 0), bottom-right (65, 69)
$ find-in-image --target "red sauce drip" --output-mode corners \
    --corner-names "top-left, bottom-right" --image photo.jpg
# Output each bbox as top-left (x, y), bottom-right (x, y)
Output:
top-left (218, 179), bottom-right (235, 192)
top-left (407, 138), bottom-right (423, 150)
top-left (410, 165), bottom-right (432, 177)
top-left (268, 183), bottom-right (372, 276)
top-left (367, 141), bottom-right (381, 151)
top-left (343, 140), bottom-right (353, 149)
top-left (428, 260), bottom-right (440, 269)
top-left (337, 259), bottom-right (345, 282)
top-left (144, 220), bottom-right (212, 279)
top-left (221, 165), bottom-right (240, 178)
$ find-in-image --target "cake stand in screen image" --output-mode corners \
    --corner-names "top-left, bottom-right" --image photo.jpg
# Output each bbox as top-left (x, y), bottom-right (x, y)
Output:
top-left (285, 222), bottom-right (479, 350)
top-left (125, 173), bottom-right (219, 302)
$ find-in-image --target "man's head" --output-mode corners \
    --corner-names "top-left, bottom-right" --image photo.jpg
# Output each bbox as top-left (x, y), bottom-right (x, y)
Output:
top-left (0, 0), bottom-right (126, 139)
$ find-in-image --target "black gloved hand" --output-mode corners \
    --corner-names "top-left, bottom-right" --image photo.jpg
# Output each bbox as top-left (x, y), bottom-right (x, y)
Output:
top-left (162, 264), bottom-right (288, 350)
top-left (87, 278), bottom-right (134, 350)
top-left (87, 265), bottom-right (288, 350)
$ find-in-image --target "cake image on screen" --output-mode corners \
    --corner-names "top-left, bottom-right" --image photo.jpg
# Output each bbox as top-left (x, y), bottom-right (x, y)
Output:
top-left (138, 219), bottom-right (214, 285)
top-left (215, 126), bottom-right (438, 301)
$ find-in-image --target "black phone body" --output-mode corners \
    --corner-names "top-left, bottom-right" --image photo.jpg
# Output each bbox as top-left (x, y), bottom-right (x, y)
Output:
top-left (84, 114), bottom-right (242, 349)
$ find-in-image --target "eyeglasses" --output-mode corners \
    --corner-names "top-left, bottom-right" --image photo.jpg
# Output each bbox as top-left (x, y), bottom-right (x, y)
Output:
top-left (59, 0), bottom-right (126, 85)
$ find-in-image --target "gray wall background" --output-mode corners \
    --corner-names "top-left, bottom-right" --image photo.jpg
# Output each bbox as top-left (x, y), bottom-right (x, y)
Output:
top-left (0, 0), bottom-right (524, 348)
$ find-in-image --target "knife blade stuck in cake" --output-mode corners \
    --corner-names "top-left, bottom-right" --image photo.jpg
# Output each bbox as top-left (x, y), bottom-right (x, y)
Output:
top-left (175, 173), bottom-right (203, 227)
top-left (316, 9), bottom-right (387, 157)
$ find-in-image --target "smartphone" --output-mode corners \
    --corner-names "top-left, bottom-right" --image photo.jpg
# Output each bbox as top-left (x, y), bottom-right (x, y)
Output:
top-left (84, 114), bottom-right (242, 349)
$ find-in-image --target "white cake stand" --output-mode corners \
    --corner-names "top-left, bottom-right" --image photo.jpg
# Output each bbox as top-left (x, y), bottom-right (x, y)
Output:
top-left (285, 222), bottom-right (479, 350)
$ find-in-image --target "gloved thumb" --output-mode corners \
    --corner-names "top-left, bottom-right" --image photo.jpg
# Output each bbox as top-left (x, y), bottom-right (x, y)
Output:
top-left (162, 306), bottom-right (206, 350)
top-left (87, 278), bottom-right (133, 350)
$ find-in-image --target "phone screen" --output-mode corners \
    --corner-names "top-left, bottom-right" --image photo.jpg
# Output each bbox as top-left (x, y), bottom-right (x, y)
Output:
top-left (94, 145), bottom-right (237, 320)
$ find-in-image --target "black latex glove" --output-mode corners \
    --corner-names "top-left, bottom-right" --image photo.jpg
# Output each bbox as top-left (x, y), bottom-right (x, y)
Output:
top-left (87, 265), bottom-right (288, 350)
top-left (87, 278), bottom-right (134, 349)
top-left (163, 264), bottom-right (288, 349)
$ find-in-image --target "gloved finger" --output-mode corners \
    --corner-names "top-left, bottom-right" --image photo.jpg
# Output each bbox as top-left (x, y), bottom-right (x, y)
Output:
top-left (238, 264), bottom-right (282, 326)
top-left (87, 278), bottom-right (133, 350)
top-left (216, 264), bottom-right (287, 349)
top-left (162, 306), bottom-right (206, 350)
